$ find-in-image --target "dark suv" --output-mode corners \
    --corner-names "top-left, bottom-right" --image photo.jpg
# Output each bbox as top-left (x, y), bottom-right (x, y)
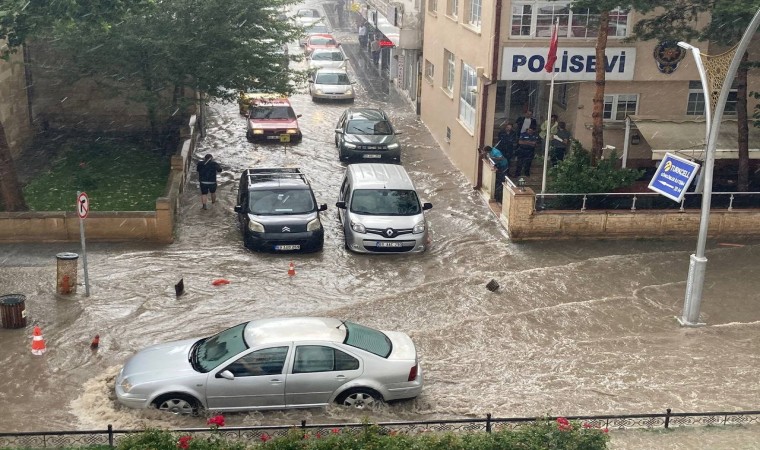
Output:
top-left (234, 168), bottom-right (327, 252)
top-left (334, 108), bottom-right (401, 163)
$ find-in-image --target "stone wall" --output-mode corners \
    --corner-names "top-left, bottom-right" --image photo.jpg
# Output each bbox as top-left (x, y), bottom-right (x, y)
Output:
top-left (0, 45), bottom-right (34, 158)
top-left (501, 184), bottom-right (760, 240)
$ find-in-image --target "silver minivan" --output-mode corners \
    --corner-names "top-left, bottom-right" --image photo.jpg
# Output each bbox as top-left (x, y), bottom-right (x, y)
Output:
top-left (336, 164), bottom-right (432, 253)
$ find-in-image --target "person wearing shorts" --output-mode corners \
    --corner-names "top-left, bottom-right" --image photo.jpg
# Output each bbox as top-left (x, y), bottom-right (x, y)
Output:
top-left (197, 153), bottom-right (222, 209)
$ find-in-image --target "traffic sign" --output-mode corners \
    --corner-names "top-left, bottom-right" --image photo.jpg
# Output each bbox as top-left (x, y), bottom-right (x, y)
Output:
top-left (77, 192), bottom-right (89, 219)
top-left (648, 153), bottom-right (701, 202)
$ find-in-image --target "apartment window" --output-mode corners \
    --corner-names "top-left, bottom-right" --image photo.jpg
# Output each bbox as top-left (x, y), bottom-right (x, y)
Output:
top-left (467, 0), bottom-right (482, 28)
top-left (447, 0), bottom-right (458, 17)
top-left (603, 94), bottom-right (638, 121)
top-left (424, 60), bottom-right (435, 82)
top-left (444, 50), bottom-right (455, 93)
top-left (686, 80), bottom-right (738, 116)
top-left (459, 62), bottom-right (477, 130)
top-left (428, 0), bottom-right (437, 13)
top-left (556, 82), bottom-right (568, 109)
top-left (510, 2), bottom-right (629, 38)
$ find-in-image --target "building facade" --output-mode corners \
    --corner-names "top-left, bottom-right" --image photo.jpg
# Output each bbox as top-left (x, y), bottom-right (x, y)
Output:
top-left (420, 1), bottom-right (760, 187)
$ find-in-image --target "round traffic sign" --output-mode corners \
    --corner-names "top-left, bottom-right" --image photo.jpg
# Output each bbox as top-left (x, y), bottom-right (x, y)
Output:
top-left (77, 192), bottom-right (89, 219)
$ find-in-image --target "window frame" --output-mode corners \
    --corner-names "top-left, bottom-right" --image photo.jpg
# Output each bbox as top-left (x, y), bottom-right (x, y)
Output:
top-left (467, 0), bottom-right (482, 28)
top-left (447, 0), bottom-right (459, 18)
top-left (686, 80), bottom-right (738, 116)
top-left (444, 49), bottom-right (455, 93)
top-left (424, 59), bottom-right (435, 83)
top-left (458, 62), bottom-right (478, 130)
top-left (603, 93), bottom-right (638, 121)
top-left (509, 1), bottom-right (630, 39)
top-left (428, 0), bottom-right (437, 13)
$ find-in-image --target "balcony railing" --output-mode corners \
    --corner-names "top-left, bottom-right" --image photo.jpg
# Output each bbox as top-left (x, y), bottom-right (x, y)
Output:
top-left (534, 192), bottom-right (760, 212)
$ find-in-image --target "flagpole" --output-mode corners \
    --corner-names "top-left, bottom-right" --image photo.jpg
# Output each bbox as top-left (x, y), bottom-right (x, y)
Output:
top-left (540, 73), bottom-right (556, 194)
top-left (540, 20), bottom-right (559, 194)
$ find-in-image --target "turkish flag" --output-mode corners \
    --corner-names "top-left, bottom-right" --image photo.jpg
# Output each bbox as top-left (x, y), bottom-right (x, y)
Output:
top-left (545, 23), bottom-right (559, 73)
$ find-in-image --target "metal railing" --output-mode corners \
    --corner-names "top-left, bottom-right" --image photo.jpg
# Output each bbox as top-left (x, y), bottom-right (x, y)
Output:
top-left (1, 409), bottom-right (759, 448)
top-left (534, 191), bottom-right (760, 212)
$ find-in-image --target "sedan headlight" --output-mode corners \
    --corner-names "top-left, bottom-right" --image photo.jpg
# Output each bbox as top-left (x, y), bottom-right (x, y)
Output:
top-left (413, 220), bottom-right (426, 234)
top-left (120, 378), bottom-right (133, 393)
top-left (316, 89), bottom-right (324, 95)
top-left (343, 142), bottom-right (357, 149)
top-left (350, 221), bottom-right (366, 233)
top-left (387, 143), bottom-right (400, 150)
top-left (345, 88), bottom-right (353, 95)
top-left (248, 220), bottom-right (264, 232)
top-left (287, 129), bottom-right (298, 134)
top-left (306, 218), bottom-right (322, 231)
top-left (253, 129), bottom-right (264, 135)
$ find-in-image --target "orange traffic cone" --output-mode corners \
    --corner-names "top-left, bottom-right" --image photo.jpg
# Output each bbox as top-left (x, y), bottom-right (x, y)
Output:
top-left (287, 262), bottom-right (296, 277)
top-left (90, 334), bottom-right (100, 350)
top-left (31, 326), bottom-right (46, 355)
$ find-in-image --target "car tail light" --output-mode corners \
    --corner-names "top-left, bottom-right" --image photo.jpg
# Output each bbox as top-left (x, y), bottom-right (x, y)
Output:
top-left (408, 363), bottom-right (418, 381)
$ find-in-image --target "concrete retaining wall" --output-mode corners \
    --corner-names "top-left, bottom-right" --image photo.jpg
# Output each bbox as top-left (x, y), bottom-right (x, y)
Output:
top-left (501, 184), bottom-right (760, 240)
top-left (0, 114), bottom-right (198, 243)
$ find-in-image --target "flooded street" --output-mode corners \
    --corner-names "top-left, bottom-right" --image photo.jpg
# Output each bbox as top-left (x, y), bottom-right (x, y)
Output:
top-left (1, 7), bottom-right (760, 448)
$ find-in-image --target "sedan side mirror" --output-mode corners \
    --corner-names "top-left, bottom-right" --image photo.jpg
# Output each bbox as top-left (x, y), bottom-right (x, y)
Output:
top-left (297, 114), bottom-right (303, 118)
top-left (318, 203), bottom-right (328, 211)
top-left (216, 370), bottom-right (235, 380)
top-left (234, 205), bottom-right (242, 213)
top-left (423, 202), bottom-right (433, 210)
top-left (335, 201), bottom-right (347, 209)
top-left (308, 80), bottom-right (314, 83)
top-left (334, 129), bottom-right (344, 134)
top-left (395, 131), bottom-right (403, 135)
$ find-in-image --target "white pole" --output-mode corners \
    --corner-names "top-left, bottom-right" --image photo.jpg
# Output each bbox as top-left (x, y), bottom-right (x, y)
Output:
top-left (678, 42), bottom-right (712, 193)
top-left (540, 73), bottom-right (556, 194)
top-left (622, 116), bottom-right (631, 168)
top-left (678, 8), bottom-right (760, 326)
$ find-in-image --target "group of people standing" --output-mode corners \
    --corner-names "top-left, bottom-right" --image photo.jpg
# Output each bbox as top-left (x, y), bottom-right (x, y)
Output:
top-left (484, 110), bottom-right (573, 200)
top-left (358, 21), bottom-right (382, 66)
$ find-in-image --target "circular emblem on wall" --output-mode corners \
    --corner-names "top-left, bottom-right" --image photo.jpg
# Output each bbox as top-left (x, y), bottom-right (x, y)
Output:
top-left (653, 40), bottom-right (687, 74)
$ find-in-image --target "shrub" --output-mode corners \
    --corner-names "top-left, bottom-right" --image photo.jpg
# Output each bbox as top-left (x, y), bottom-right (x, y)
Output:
top-left (548, 141), bottom-right (642, 194)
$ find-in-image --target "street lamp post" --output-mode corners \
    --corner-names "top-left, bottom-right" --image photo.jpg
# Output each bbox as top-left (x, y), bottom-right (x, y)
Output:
top-left (677, 8), bottom-right (760, 327)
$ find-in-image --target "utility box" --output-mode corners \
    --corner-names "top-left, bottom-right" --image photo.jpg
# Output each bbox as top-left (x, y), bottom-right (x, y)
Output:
top-left (56, 252), bottom-right (79, 295)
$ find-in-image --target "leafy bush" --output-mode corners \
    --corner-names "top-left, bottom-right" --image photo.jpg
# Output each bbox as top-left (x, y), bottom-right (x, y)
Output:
top-left (548, 141), bottom-right (642, 194)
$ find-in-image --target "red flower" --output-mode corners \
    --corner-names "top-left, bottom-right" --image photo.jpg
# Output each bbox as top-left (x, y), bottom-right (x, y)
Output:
top-left (177, 435), bottom-right (192, 449)
top-left (331, 428), bottom-right (340, 434)
top-left (603, 428), bottom-right (609, 433)
top-left (207, 415), bottom-right (225, 427)
top-left (582, 422), bottom-right (592, 429)
top-left (556, 417), bottom-right (570, 426)
top-left (316, 432), bottom-right (322, 439)
top-left (260, 433), bottom-right (271, 442)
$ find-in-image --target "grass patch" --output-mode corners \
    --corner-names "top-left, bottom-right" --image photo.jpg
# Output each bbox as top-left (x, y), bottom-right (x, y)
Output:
top-left (22, 138), bottom-right (170, 211)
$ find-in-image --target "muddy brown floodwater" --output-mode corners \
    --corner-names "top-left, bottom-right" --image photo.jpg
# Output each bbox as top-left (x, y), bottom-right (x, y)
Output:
top-left (1, 15), bottom-right (760, 449)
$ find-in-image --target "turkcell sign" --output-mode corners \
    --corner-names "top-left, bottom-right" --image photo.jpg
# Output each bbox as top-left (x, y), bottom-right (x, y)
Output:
top-left (500, 47), bottom-right (636, 81)
top-left (648, 153), bottom-right (701, 202)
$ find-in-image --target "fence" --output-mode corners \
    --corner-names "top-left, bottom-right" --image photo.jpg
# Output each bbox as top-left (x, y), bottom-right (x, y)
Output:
top-left (2, 409), bottom-right (759, 448)
top-left (535, 192), bottom-right (760, 212)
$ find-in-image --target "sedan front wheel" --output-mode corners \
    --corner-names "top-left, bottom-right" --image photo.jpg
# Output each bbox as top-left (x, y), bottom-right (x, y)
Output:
top-left (153, 393), bottom-right (200, 415)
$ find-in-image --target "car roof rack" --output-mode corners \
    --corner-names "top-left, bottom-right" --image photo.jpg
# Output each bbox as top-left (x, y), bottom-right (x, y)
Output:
top-left (244, 168), bottom-right (308, 185)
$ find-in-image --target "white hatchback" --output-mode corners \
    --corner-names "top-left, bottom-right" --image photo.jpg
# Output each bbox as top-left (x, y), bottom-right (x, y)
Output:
top-left (307, 48), bottom-right (347, 71)
top-left (309, 68), bottom-right (355, 101)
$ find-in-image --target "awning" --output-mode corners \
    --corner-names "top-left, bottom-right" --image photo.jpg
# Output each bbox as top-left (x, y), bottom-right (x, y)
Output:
top-left (629, 115), bottom-right (760, 160)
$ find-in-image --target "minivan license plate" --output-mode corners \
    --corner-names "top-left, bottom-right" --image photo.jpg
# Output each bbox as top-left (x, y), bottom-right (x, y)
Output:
top-left (376, 241), bottom-right (403, 248)
top-left (363, 154), bottom-right (382, 159)
top-left (275, 244), bottom-right (300, 250)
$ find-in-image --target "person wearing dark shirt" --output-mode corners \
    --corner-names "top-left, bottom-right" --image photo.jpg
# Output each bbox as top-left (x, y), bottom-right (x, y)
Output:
top-left (514, 128), bottom-right (539, 177)
top-left (197, 153), bottom-right (222, 210)
top-left (551, 121), bottom-right (572, 165)
top-left (496, 122), bottom-right (518, 165)
top-left (515, 110), bottom-right (537, 135)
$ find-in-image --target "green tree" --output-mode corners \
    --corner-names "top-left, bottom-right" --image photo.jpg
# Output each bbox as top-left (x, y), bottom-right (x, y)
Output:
top-left (633, 0), bottom-right (760, 191)
top-left (558, 1), bottom-right (659, 164)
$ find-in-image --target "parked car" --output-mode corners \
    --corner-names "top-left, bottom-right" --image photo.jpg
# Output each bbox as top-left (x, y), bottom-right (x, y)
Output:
top-left (334, 108), bottom-right (401, 162)
top-left (336, 164), bottom-right (433, 253)
top-left (295, 8), bottom-right (321, 27)
top-left (307, 48), bottom-right (347, 71)
top-left (304, 34), bottom-right (340, 56)
top-left (309, 68), bottom-right (355, 102)
top-left (245, 96), bottom-right (302, 143)
top-left (115, 317), bottom-right (423, 414)
top-left (233, 168), bottom-right (326, 252)
top-left (298, 22), bottom-right (330, 46)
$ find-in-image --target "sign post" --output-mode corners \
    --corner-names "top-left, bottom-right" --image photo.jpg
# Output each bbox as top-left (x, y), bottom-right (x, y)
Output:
top-left (647, 153), bottom-right (700, 203)
top-left (77, 191), bottom-right (91, 297)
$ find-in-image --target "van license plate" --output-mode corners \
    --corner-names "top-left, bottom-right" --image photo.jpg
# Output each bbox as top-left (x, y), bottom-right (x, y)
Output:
top-left (275, 244), bottom-right (300, 250)
top-left (376, 242), bottom-right (403, 248)
top-left (363, 154), bottom-right (382, 158)
top-left (266, 135), bottom-right (280, 140)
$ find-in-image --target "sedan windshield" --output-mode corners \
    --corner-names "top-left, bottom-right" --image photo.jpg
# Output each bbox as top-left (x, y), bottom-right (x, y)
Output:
top-left (316, 73), bottom-right (350, 85)
top-left (249, 106), bottom-right (296, 120)
top-left (350, 189), bottom-right (421, 215)
top-left (307, 25), bottom-right (329, 34)
top-left (310, 37), bottom-right (337, 46)
top-left (346, 119), bottom-right (392, 135)
top-left (193, 322), bottom-right (249, 372)
top-left (312, 51), bottom-right (344, 61)
top-left (249, 189), bottom-right (315, 214)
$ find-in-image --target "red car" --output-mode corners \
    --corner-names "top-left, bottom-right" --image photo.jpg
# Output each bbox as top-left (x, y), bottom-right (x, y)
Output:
top-left (245, 96), bottom-right (302, 143)
top-left (304, 34), bottom-right (340, 56)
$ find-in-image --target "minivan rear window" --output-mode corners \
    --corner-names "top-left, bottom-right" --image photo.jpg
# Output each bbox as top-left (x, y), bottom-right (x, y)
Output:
top-left (343, 321), bottom-right (392, 358)
top-left (350, 189), bottom-right (421, 215)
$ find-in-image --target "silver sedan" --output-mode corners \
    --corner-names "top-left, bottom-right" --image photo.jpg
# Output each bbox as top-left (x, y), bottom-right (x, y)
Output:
top-left (115, 317), bottom-right (422, 414)
top-left (309, 68), bottom-right (355, 101)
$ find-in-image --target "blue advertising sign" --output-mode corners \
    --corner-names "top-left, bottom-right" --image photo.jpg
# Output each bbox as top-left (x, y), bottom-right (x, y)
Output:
top-left (648, 153), bottom-right (701, 202)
